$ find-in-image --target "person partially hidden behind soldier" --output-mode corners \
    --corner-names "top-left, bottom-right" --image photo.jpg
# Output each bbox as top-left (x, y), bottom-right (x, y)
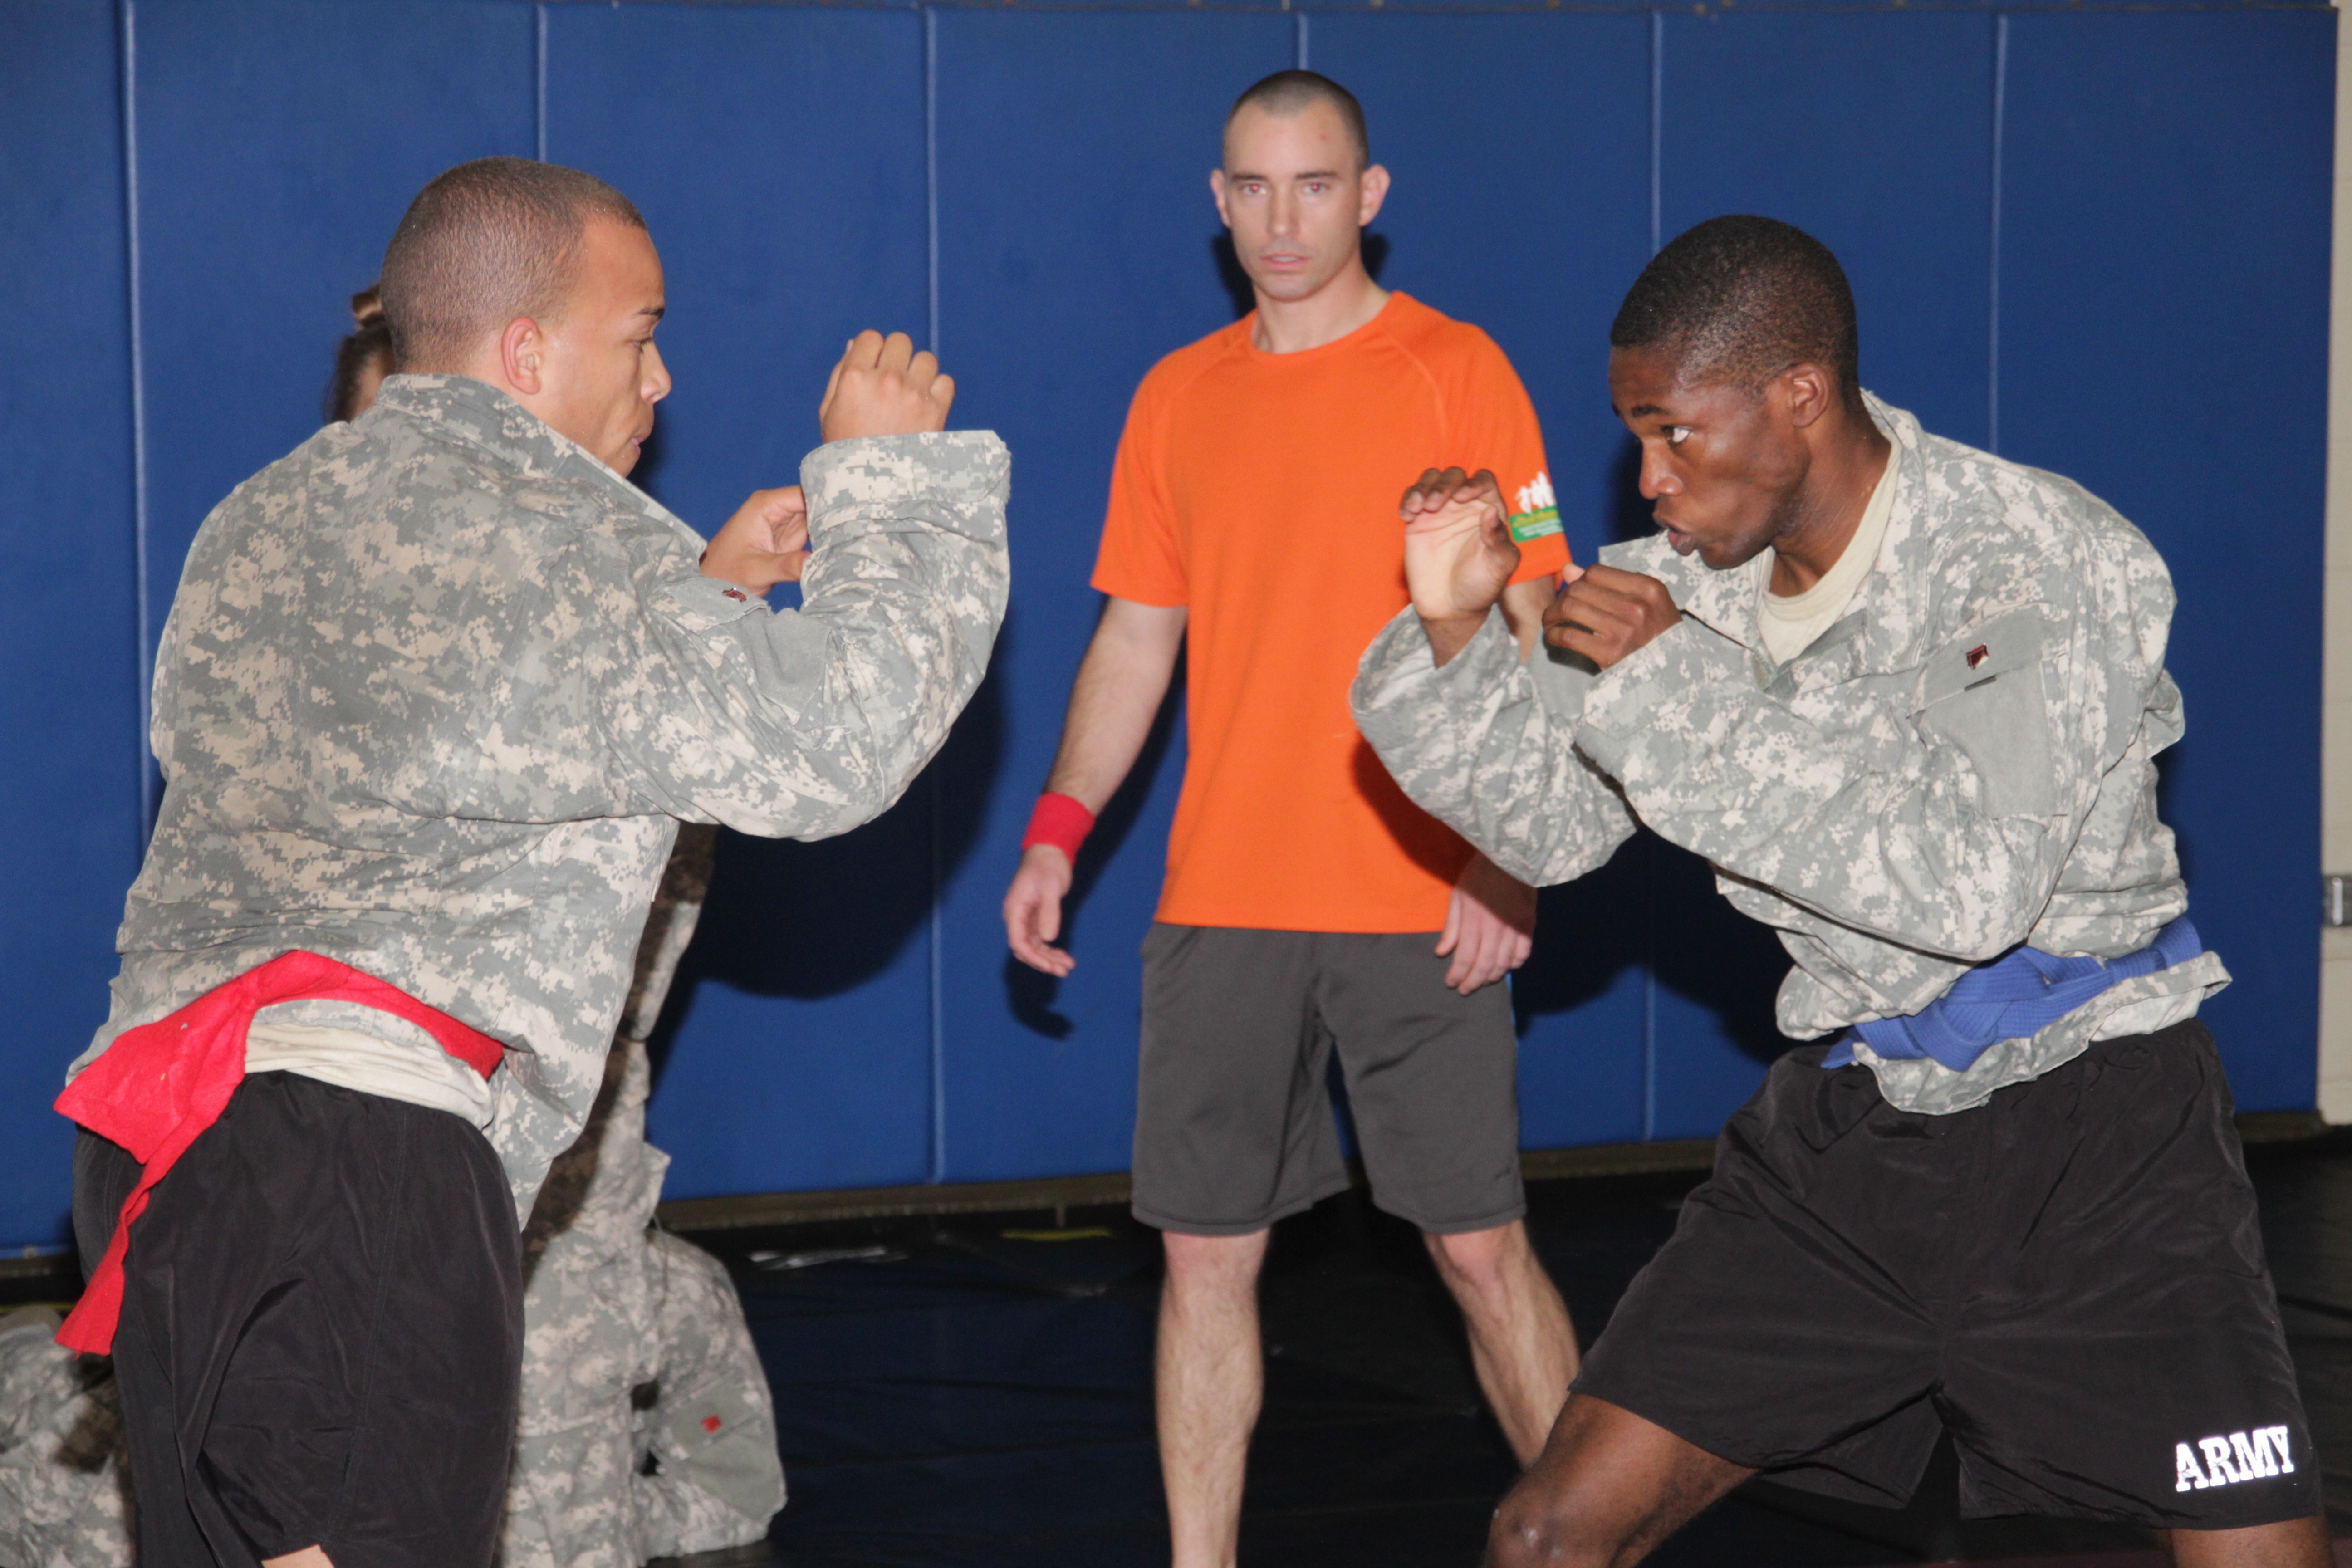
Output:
top-left (59, 156), bottom-right (1009, 1568)
top-left (1352, 215), bottom-right (2328, 1567)
top-left (323, 285), bottom-right (394, 425)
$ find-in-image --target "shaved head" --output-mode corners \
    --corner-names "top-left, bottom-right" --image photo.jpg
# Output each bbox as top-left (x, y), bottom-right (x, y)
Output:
top-left (379, 156), bottom-right (647, 372)
top-left (1226, 69), bottom-right (1369, 171)
top-left (1611, 215), bottom-right (1862, 411)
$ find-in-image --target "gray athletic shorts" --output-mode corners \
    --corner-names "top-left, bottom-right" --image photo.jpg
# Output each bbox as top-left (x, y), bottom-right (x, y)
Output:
top-left (1131, 923), bottom-right (1526, 1237)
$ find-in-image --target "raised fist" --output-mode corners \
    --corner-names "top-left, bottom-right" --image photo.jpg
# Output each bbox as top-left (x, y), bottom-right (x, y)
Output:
top-left (819, 330), bottom-right (955, 442)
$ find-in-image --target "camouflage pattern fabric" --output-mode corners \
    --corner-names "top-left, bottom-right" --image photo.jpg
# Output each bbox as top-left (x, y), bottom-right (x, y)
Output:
top-left (68, 373), bottom-right (1010, 1215)
top-left (0, 1308), bottom-right (132, 1568)
top-left (521, 823), bottom-right (715, 1279)
top-left (502, 1045), bottom-right (784, 1567)
top-left (1352, 394), bottom-right (2226, 1115)
top-left (614, 825), bottom-right (716, 1050)
top-left (502, 821), bottom-right (784, 1567)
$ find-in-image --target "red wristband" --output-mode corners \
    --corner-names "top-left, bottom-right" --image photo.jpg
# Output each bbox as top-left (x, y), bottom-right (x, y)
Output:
top-left (1022, 793), bottom-right (1096, 862)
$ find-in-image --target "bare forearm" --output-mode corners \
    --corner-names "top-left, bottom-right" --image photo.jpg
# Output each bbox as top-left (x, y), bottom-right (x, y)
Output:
top-left (1043, 599), bottom-right (1186, 811)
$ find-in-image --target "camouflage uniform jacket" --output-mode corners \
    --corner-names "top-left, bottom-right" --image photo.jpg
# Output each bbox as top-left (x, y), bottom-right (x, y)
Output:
top-left (68, 373), bottom-right (1010, 1210)
top-left (1352, 393), bottom-right (2227, 1114)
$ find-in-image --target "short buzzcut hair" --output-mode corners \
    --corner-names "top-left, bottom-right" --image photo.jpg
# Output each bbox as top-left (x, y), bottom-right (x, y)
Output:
top-left (1611, 216), bottom-right (1862, 410)
top-left (379, 156), bottom-right (647, 371)
top-left (1225, 70), bottom-right (1370, 171)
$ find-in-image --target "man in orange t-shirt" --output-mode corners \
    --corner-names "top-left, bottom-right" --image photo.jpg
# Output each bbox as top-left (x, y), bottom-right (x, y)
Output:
top-left (1001, 71), bottom-right (1577, 1567)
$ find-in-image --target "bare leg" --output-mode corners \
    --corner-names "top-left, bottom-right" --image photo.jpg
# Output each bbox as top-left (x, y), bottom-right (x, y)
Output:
top-left (1159, 1229), bottom-right (1271, 1568)
top-left (2166, 1514), bottom-right (2332, 1568)
top-left (1426, 1221), bottom-right (1578, 1465)
top-left (1486, 1394), bottom-right (1752, 1568)
top-left (263, 1550), bottom-right (333, 1568)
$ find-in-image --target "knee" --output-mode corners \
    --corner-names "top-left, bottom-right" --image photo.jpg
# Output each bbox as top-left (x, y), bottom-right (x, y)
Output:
top-left (1481, 1397), bottom-right (1666, 1568)
top-left (1485, 1492), bottom-right (1618, 1568)
top-left (1429, 1222), bottom-right (1518, 1291)
top-left (1161, 1229), bottom-right (1268, 1298)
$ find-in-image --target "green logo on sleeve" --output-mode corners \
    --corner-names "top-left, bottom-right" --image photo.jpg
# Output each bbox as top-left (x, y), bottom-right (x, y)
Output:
top-left (1508, 471), bottom-right (1562, 542)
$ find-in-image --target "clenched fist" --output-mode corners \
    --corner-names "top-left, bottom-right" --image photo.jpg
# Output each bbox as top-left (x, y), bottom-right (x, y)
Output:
top-left (1401, 466), bottom-right (1520, 666)
top-left (1543, 562), bottom-right (1680, 670)
top-left (819, 330), bottom-right (955, 442)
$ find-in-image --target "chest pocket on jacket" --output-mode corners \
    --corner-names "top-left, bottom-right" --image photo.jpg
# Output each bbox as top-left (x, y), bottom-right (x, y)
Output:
top-left (1913, 607), bottom-right (2059, 819)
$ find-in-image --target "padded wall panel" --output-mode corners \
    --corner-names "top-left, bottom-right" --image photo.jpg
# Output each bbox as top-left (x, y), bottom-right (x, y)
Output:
top-left (132, 0), bottom-right (535, 652)
top-left (1645, 10), bottom-right (2000, 1138)
top-left (928, 11), bottom-right (1294, 1181)
top-left (654, 819), bottom-right (937, 1194)
top-left (0, 0), bottom-right (139, 1248)
top-left (1999, 13), bottom-right (2333, 1111)
top-left (1659, 13), bottom-right (1995, 447)
top-left (543, 4), bottom-right (938, 1195)
top-left (1312, 12), bottom-right (1656, 1147)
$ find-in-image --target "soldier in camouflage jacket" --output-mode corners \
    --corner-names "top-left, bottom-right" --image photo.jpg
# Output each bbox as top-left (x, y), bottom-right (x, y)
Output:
top-left (61, 158), bottom-right (1006, 1568)
top-left (1354, 384), bottom-right (2224, 1117)
top-left (1353, 217), bottom-right (2324, 1567)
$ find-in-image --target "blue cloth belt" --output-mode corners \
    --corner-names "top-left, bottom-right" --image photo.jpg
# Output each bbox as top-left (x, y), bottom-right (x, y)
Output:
top-left (1820, 915), bottom-right (2202, 1073)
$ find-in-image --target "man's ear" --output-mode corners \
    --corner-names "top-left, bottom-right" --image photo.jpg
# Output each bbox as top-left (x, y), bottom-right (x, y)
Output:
top-left (1778, 362), bottom-right (1836, 431)
top-left (1209, 168), bottom-right (1231, 229)
top-left (1357, 163), bottom-right (1391, 227)
top-left (500, 317), bottom-right (547, 397)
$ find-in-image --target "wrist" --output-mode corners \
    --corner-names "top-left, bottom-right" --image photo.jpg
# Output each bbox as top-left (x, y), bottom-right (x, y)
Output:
top-left (1417, 608), bottom-right (1488, 668)
top-left (699, 548), bottom-right (772, 597)
top-left (1022, 792), bottom-right (1095, 863)
top-left (699, 542), bottom-right (742, 583)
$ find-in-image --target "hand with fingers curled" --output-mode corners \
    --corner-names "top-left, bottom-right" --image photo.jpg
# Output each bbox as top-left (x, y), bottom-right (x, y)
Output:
top-left (1438, 852), bottom-right (1537, 995)
top-left (819, 329), bottom-right (956, 443)
top-left (1399, 466), bottom-right (1521, 666)
top-left (700, 485), bottom-right (810, 596)
top-left (1541, 562), bottom-right (1681, 670)
top-left (1003, 844), bottom-right (1077, 980)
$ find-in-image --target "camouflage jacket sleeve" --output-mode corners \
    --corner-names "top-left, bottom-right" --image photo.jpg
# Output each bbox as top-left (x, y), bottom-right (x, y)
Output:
top-left (1572, 555), bottom-right (2135, 965)
top-left (600, 431), bottom-right (1009, 840)
top-left (1352, 605), bottom-right (1638, 887)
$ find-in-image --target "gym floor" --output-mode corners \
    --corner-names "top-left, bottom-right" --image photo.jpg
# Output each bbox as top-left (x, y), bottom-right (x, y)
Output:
top-left (663, 1128), bottom-right (2352, 1568)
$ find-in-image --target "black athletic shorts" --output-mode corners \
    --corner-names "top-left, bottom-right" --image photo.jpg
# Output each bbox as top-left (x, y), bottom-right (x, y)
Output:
top-left (1130, 923), bottom-right (1525, 1236)
top-left (1574, 1019), bottom-right (2317, 1529)
top-left (74, 1072), bottom-right (524, 1568)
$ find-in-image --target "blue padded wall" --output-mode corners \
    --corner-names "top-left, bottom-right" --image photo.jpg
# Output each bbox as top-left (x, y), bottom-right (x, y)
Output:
top-left (131, 0), bottom-right (536, 659)
top-left (1999, 13), bottom-right (2335, 1112)
top-left (541, 3), bottom-right (942, 1194)
top-left (0, 0), bottom-right (2332, 1240)
top-left (0, 0), bottom-right (141, 1249)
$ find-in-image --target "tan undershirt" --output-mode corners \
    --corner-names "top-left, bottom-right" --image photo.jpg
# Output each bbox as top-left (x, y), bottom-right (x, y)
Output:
top-left (245, 999), bottom-right (495, 1129)
top-left (1757, 442), bottom-right (1898, 666)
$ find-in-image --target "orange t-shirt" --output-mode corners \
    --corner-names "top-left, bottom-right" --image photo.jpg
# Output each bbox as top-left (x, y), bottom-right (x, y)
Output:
top-left (1091, 292), bottom-right (1570, 933)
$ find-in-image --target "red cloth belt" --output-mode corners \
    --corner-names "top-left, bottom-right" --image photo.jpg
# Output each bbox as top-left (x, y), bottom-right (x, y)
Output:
top-left (54, 950), bottom-right (504, 1355)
